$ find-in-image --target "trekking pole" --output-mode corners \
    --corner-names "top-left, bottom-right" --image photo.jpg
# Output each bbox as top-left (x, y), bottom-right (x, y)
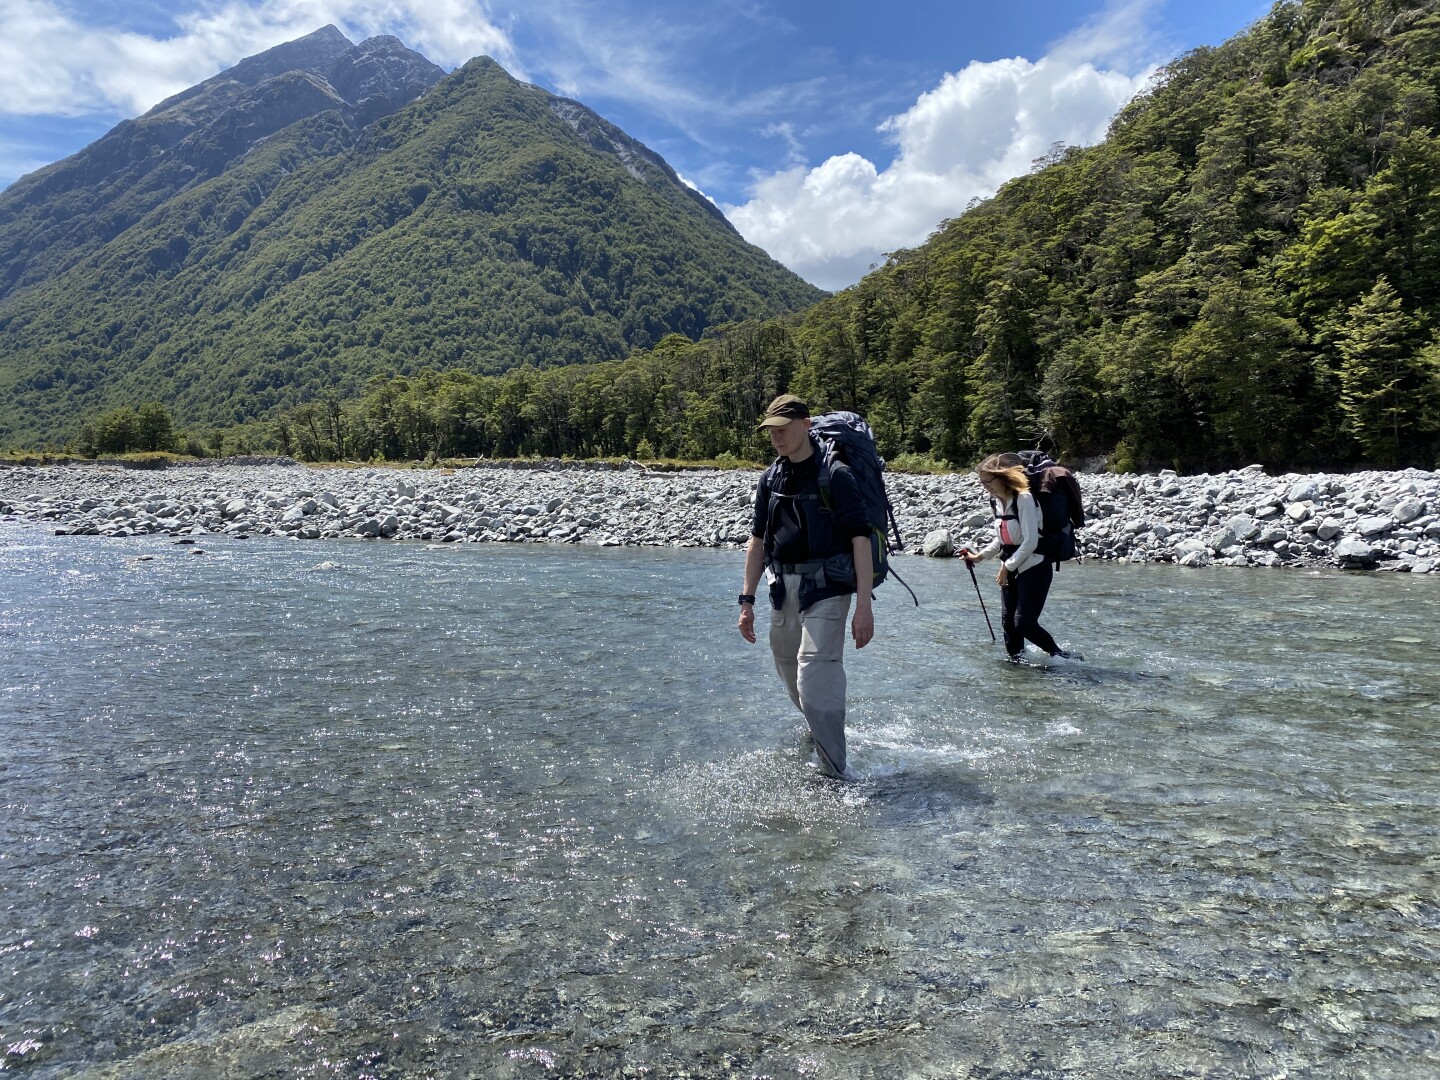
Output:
top-left (964, 556), bottom-right (996, 642)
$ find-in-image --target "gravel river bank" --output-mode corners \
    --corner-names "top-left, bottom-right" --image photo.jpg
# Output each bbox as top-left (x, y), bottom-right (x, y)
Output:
top-left (2, 458), bottom-right (1438, 573)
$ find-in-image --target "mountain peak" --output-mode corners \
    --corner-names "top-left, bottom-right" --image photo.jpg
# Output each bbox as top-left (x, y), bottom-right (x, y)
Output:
top-left (328, 35), bottom-right (446, 127)
top-left (144, 25), bottom-right (356, 119)
top-left (0, 29), bottom-right (824, 447)
top-left (0, 26), bottom-right (444, 299)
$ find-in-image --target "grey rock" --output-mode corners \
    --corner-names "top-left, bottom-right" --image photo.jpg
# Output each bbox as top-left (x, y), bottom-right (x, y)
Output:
top-left (921, 529), bottom-right (955, 558)
top-left (1392, 497), bottom-right (1425, 524)
top-left (1225, 514), bottom-right (1260, 542)
top-left (1335, 538), bottom-right (1377, 566)
top-left (1356, 515), bottom-right (1392, 538)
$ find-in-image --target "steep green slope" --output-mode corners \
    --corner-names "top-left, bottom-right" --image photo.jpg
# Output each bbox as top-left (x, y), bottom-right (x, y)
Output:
top-left (0, 53), bottom-right (823, 447)
top-left (0, 28), bottom-right (445, 300)
top-left (774, 0), bottom-right (1440, 470)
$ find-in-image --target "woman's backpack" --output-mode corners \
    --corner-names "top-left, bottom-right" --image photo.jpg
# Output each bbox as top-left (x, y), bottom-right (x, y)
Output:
top-left (1013, 450), bottom-right (1084, 565)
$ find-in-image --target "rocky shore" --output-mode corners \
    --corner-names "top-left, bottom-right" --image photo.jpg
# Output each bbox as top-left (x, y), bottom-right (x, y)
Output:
top-left (2, 459), bottom-right (1438, 573)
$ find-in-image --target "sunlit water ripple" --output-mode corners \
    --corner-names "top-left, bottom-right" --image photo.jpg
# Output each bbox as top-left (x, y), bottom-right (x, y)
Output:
top-left (1, 524), bottom-right (1436, 1078)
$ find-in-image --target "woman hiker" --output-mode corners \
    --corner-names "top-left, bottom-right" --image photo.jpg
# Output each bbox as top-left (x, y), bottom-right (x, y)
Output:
top-left (960, 453), bottom-right (1079, 664)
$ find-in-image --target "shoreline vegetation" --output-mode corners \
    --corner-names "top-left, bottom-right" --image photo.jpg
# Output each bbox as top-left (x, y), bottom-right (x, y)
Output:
top-left (2, 457), bottom-right (1437, 575)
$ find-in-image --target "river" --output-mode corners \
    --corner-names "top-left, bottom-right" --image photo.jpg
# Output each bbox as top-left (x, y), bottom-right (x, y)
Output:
top-left (1, 524), bottom-right (1436, 1078)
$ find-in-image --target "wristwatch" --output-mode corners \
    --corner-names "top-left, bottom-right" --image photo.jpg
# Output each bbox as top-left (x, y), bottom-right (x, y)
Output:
top-left (738, 593), bottom-right (756, 606)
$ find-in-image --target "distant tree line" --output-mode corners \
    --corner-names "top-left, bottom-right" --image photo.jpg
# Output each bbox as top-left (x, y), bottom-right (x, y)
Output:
top-left (78, 404), bottom-right (180, 455)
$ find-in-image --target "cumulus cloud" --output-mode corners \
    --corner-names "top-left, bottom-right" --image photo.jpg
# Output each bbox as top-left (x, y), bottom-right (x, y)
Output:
top-left (0, 0), bottom-right (518, 118)
top-left (725, 5), bottom-right (1158, 291)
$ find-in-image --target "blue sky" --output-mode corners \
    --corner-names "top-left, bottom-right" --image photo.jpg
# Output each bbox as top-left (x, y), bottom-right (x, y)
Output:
top-left (0, 0), bottom-right (1271, 289)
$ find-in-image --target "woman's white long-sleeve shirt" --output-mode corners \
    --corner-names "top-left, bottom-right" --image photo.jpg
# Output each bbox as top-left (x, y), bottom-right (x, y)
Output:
top-left (975, 491), bottom-right (1045, 575)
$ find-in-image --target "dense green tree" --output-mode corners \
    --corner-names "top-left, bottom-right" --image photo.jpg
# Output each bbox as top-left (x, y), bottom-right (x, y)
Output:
top-left (135, 403), bottom-right (177, 452)
top-left (1334, 277), bottom-right (1434, 465)
top-left (1170, 276), bottom-right (1311, 463)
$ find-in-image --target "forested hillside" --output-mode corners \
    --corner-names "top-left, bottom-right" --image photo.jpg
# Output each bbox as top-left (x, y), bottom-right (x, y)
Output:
top-left (0, 36), bottom-right (823, 448)
top-left (0, 28), bottom-right (441, 302)
top-left (803, 0), bottom-right (1440, 470)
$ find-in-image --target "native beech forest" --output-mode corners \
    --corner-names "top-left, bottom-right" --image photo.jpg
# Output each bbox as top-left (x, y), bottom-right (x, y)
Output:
top-left (17, 0), bottom-right (1440, 470)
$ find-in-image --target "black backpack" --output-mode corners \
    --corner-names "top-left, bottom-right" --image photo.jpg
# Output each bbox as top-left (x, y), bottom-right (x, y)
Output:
top-left (808, 412), bottom-right (918, 604)
top-left (1012, 450), bottom-right (1085, 565)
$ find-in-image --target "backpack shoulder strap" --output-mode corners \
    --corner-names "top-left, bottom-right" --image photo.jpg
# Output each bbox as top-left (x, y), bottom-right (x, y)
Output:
top-left (756, 458), bottom-right (779, 500)
top-left (992, 495), bottom-right (1017, 519)
top-left (813, 434), bottom-right (836, 510)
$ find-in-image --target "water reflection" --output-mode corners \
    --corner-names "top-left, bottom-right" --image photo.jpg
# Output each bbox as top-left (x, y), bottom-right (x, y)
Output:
top-left (0, 527), bottom-right (1436, 1078)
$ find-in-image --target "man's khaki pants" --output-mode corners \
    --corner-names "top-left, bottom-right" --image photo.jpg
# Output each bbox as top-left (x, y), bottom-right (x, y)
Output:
top-left (769, 573), bottom-right (851, 777)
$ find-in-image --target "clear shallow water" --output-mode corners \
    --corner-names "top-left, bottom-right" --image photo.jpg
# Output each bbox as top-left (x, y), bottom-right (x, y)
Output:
top-left (1, 525), bottom-right (1436, 1079)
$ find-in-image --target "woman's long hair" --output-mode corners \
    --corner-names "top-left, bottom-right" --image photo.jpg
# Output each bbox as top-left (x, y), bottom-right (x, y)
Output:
top-left (976, 453), bottom-right (1030, 501)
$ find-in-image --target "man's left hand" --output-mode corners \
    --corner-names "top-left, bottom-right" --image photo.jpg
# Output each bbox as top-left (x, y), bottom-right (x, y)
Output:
top-left (852, 602), bottom-right (874, 649)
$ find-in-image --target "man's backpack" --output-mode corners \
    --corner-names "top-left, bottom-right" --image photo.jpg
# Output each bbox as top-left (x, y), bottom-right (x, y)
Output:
top-left (1010, 450), bottom-right (1084, 565)
top-left (809, 411), bottom-right (918, 604)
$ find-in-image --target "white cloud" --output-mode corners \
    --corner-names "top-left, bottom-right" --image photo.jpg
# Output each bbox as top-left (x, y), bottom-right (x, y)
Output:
top-left (0, 142), bottom-right (55, 185)
top-left (725, 4), bottom-right (1158, 291)
top-left (0, 0), bottom-right (519, 118)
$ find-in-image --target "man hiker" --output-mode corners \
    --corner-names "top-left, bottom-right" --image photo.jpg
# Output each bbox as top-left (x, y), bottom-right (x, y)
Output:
top-left (737, 394), bottom-right (874, 779)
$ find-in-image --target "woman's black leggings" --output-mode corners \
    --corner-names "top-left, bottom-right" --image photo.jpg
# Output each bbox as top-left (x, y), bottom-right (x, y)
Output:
top-left (1000, 560), bottom-right (1060, 657)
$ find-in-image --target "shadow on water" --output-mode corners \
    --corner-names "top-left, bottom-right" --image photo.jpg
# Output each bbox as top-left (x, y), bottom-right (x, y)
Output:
top-left (654, 745), bottom-right (998, 834)
top-left (859, 766), bottom-right (995, 819)
top-left (1017, 658), bottom-right (1172, 686)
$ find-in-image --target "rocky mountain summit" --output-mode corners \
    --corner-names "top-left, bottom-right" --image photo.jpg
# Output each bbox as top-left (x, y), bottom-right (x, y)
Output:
top-left (2, 463), bottom-right (1436, 575)
top-left (0, 27), bottom-right (444, 300)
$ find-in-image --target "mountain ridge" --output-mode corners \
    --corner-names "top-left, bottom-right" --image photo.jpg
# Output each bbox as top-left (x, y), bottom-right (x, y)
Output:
top-left (0, 27), bottom-right (445, 300)
top-left (0, 32), bottom-right (825, 447)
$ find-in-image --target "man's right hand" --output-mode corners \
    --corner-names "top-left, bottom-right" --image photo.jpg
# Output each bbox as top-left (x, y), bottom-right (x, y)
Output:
top-left (738, 604), bottom-right (756, 643)
top-left (958, 548), bottom-right (976, 564)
